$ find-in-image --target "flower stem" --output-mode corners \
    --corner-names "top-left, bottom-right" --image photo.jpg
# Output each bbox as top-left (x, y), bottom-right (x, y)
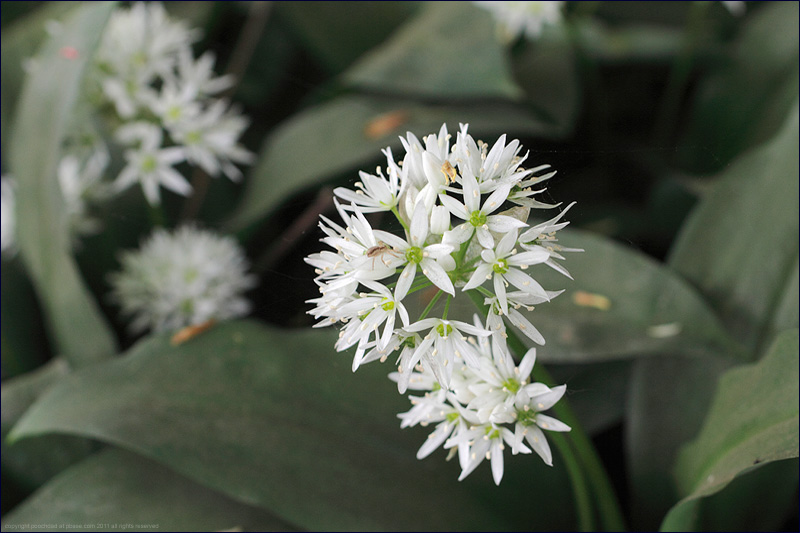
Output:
top-left (465, 289), bottom-right (626, 531)
top-left (550, 432), bottom-right (595, 532)
top-left (417, 289), bottom-right (443, 321)
top-left (442, 295), bottom-right (452, 320)
top-left (391, 206), bottom-right (410, 233)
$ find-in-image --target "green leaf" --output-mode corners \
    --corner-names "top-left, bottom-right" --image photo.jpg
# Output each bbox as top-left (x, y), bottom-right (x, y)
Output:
top-left (1, 448), bottom-right (296, 532)
top-left (10, 320), bottom-right (574, 531)
top-left (625, 354), bottom-right (735, 530)
top-left (9, 2), bottom-right (118, 367)
top-left (2, 360), bottom-right (96, 490)
top-left (660, 329), bottom-right (800, 531)
top-left (449, 228), bottom-right (739, 363)
top-left (0, 2), bottom-right (78, 158)
top-left (342, 2), bottom-right (521, 99)
top-left (511, 25), bottom-right (580, 134)
top-left (669, 103), bottom-right (799, 355)
top-left (227, 95), bottom-right (559, 232)
top-left (276, 1), bottom-right (419, 74)
top-left (678, 2), bottom-right (800, 173)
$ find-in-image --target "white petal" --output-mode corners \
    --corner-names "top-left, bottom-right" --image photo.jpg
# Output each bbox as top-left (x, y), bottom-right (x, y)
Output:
top-left (463, 264), bottom-right (493, 290)
top-left (439, 194), bottom-right (470, 221)
top-left (409, 204), bottom-right (429, 246)
top-left (493, 274), bottom-right (508, 315)
top-left (536, 414), bottom-right (571, 432)
top-left (421, 258), bottom-right (454, 295)
top-left (504, 268), bottom-right (549, 300)
top-left (480, 183), bottom-right (512, 215)
top-left (524, 425), bottom-right (553, 466)
top-left (490, 440), bottom-right (504, 485)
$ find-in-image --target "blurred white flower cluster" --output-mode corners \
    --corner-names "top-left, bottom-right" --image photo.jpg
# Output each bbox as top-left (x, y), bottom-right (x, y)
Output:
top-left (473, 1), bottom-right (564, 42)
top-left (91, 2), bottom-right (253, 205)
top-left (306, 123), bottom-right (578, 483)
top-left (109, 226), bottom-right (256, 333)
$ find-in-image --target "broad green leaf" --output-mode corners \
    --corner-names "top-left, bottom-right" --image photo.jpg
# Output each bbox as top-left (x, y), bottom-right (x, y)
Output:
top-left (449, 228), bottom-right (740, 363)
top-left (227, 95), bottom-right (558, 232)
top-left (10, 321), bottom-right (574, 531)
top-left (0, 2), bottom-right (78, 159)
top-left (626, 102), bottom-right (799, 530)
top-left (669, 103), bottom-right (799, 356)
top-left (9, 2), bottom-right (118, 367)
top-left (342, 2), bottom-right (521, 99)
top-left (1, 448), bottom-right (296, 532)
top-left (678, 2), bottom-right (800, 172)
top-left (2, 359), bottom-right (96, 490)
top-left (660, 329), bottom-right (800, 531)
top-left (576, 21), bottom-right (686, 64)
top-left (276, 1), bottom-right (419, 74)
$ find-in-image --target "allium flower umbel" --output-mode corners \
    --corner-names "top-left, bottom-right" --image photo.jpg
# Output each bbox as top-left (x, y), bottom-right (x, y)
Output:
top-left (110, 226), bottom-right (256, 333)
top-left (306, 123), bottom-right (579, 483)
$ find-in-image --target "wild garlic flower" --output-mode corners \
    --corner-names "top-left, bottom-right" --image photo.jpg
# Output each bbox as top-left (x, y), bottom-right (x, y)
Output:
top-left (307, 123), bottom-right (576, 483)
top-left (109, 226), bottom-right (256, 333)
top-left (1, 177), bottom-right (16, 255)
top-left (473, 1), bottom-right (564, 43)
top-left (394, 332), bottom-right (569, 484)
top-left (57, 145), bottom-right (114, 239)
top-left (86, 2), bottom-right (253, 205)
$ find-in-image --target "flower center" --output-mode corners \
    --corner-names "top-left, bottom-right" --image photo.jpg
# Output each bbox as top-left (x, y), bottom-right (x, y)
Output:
top-left (381, 300), bottom-right (395, 311)
top-left (469, 210), bottom-right (487, 227)
top-left (493, 258), bottom-right (509, 274)
top-left (140, 155), bottom-right (158, 173)
top-left (516, 408), bottom-right (538, 426)
top-left (485, 426), bottom-right (501, 439)
top-left (185, 130), bottom-right (202, 144)
top-left (405, 246), bottom-right (423, 264)
top-left (401, 336), bottom-right (417, 349)
top-left (166, 105), bottom-right (182, 122)
top-left (445, 411), bottom-right (459, 423)
top-left (502, 378), bottom-right (521, 393)
top-left (436, 323), bottom-right (453, 337)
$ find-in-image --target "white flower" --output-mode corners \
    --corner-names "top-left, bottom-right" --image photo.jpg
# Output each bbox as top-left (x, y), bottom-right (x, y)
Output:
top-left (439, 169), bottom-right (527, 248)
top-left (404, 318), bottom-right (490, 387)
top-left (114, 122), bottom-right (189, 205)
top-left (334, 148), bottom-right (404, 213)
top-left (1, 177), bottom-right (16, 255)
top-left (109, 226), bottom-right (256, 333)
top-left (519, 202), bottom-right (582, 279)
top-left (169, 100), bottom-right (254, 182)
top-left (335, 280), bottom-right (411, 370)
top-left (463, 229), bottom-right (551, 314)
top-left (374, 204), bottom-right (456, 296)
top-left (57, 146), bottom-right (113, 238)
top-left (510, 381), bottom-right (570, 466)
top-left (473, 1), bottom-right (564, 43)
top-left (95, 3), bottom-right (198, 117)
top-left (446, 422), bottom-right (520, 485)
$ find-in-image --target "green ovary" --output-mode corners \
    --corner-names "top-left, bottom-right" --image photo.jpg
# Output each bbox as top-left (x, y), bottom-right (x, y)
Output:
top-left (405, 246), bottom-right (423, 264)
top-left (469, 210), bottom-right (487, 227)
top-left (502, 378), bottom-right (520, 393)
top-left (381, 300), bottom-right (395, 311)
top-left (516, 408), bottom-right (537, 426)
top-left (436, 323), bottom-right (453, 337)
top-left (140, 155), bottom-right (157, 173)
top-left (493, 258), bottom-right (509, 274)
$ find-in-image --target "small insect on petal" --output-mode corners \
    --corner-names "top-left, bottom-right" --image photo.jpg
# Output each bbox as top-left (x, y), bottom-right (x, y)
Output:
top-left (171, 319), bottom-right (217, 346)
top-left (364, 110), bottom-right (410, 140)
top-left (59, 46), bottom-right (79, 60)
top-left (572, 291), bottom-right (611, 311)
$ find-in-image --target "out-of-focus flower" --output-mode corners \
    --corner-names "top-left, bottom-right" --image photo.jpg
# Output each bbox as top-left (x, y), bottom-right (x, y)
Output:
top-left (473, 1), bottom-right (564, 42)
top-left (109, 226), bottom-right (256, 333)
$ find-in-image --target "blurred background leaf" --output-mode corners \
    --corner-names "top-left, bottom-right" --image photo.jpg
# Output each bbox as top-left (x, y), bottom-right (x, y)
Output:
top-left (677, 1), bottom-right (799, 173)
top-left (10, 320), bottom-right (576, 531)
top-left (343, 2), bottom-right (521, 99)
top-left (9, 1), bottom-right (118, 368)
top-left (660, 329), bottom-right (799, 531)
top-left (1, 449), bottom-right (296, 532)
top-left (626, 102), bottom-right (799, 529)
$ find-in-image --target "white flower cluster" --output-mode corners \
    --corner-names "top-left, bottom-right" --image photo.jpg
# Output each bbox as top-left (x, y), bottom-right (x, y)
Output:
top-left (90, 2), bottom-right (253, 205)
top-left (109, 226), bottom-right (256, 333)
top-left (306, 123), bottom-right (579, 483)
top-left (473, 1), bottom-right (564, 42)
